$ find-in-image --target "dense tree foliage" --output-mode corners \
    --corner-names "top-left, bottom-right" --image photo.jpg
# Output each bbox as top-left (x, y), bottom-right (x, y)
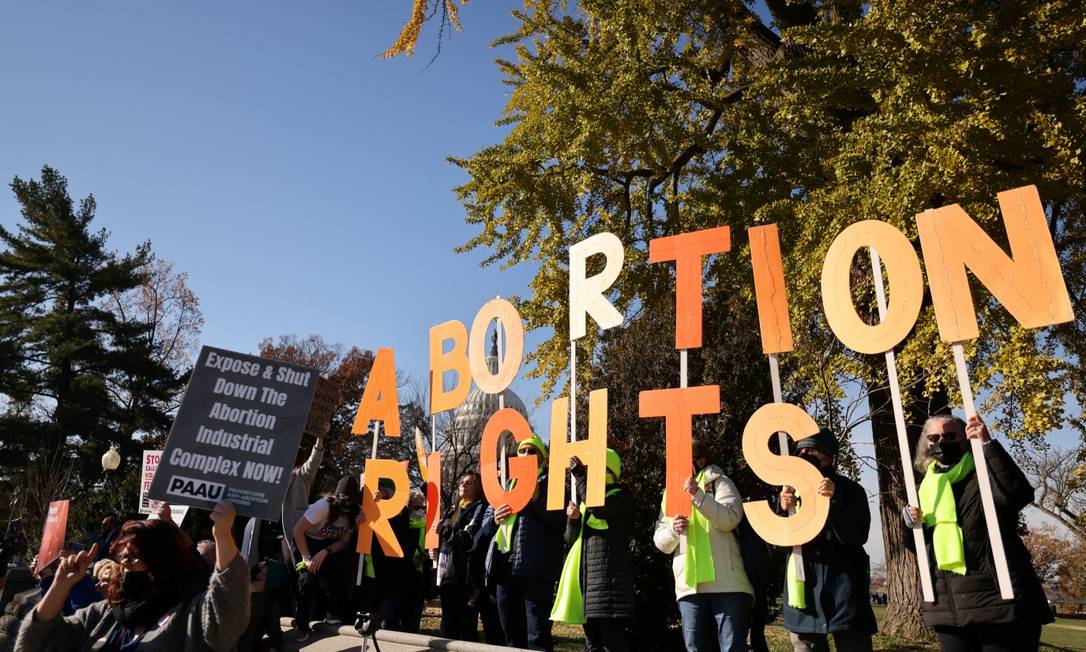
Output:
top-left (450, 0), bottom-right (1085, 636)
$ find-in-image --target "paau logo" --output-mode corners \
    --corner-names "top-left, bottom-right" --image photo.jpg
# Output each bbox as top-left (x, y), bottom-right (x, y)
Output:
top-left (166, 475), bottom-right (225, 501)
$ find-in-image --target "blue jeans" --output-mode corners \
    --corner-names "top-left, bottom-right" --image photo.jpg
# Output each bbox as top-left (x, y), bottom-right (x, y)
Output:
top-left (496, 577), bottom-right (555, 651)
top-left (677, 592), bottom-right (751, 652)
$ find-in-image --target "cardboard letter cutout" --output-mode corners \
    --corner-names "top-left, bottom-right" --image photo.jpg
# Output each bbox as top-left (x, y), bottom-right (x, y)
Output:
top-left (480, 408), bottom-right (537, 513)
top-left (357, 458), bottom-right (410, 557)
top-left (352, 348), bottom-right (400, 436)
top-left (639, 385), bottom-right (720, 517)
top-left (749, 224), bottom-right (794, 354)
top-left (425, 451), bottom-right (441, 549)
top-left (570, 232), bottom-right (625, 340)
top-left (429, 320), bottom-right (470, 413)
top-left (547, 389), bottom-right (609, 510)
top-left (742, 403), bottom-right (829, 546)
top-left (649, 227), bottom-right (731, 349)
top-left (469, 298), bottom-right (525, 394)
top-left (821, 220), bottom-right (923, 354)
top-left (917, 185), bottom-right (1074, 343)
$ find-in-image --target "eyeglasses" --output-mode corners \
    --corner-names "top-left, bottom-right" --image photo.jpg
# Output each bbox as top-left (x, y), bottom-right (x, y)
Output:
top-left (116, 553), bottom-right (141, 567)
top-left (519, 446), bottom-right (539, 456)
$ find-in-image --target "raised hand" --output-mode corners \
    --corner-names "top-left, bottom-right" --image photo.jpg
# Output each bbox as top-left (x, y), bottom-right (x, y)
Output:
top-left (817, 478), bottom-right (835, 498)
top-left (965, 415), bottom-right (991, 442)
top-left (54, 543), bottom-right (98, 590)
top-left (209, 500), bottom-right (237, 534)
top-left (683, 477), bottom-right (699, 496)
top-left (566, 501), bottom-right (581, 520)
top-left (780, 486), bottom-right (797, 511)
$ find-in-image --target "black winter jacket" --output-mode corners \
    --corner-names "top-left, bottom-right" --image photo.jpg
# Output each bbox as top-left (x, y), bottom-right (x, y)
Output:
top-left (437, 498), bottom-right (488, 588)
top-left (480, 473), bottom-right (565, 582)
top-left (564, 478), bottom-right (634, 619)
top-left (372, 509), bottom-right (418, 595)
top-left (781, 472), bottom-right (878, 635)
top-left (904, 440), bottom-right (1052, 628)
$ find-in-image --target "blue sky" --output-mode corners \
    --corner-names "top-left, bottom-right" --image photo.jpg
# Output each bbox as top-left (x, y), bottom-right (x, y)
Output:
top-left (1, 2), bottom-right (1078, 561)
top-left (0, 0), bottom-right (541, 413)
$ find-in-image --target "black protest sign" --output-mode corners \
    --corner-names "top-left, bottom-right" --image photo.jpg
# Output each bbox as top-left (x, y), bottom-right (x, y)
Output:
top-left (148, 346), bottom-right (318, 519)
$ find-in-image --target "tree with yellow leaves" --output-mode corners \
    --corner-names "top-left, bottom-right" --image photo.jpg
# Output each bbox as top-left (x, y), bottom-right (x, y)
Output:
top-left (382, 0), bottom-right (469, 60)
top-left (447, 0), bottom-right (1086, 640)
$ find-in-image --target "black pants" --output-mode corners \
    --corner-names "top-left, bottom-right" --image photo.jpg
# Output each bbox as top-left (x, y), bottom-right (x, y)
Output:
top-left (934, 622), bottom-right (1042, 652)
top-left (295, 537), bottom-right (350, 631)
top-left (748, 588), bottom-right (769, 652)
top-left (238, 588), bottom-right (283, 651)
top-left (583, 618), bottom-right (629, 652)
top-left (439, 581), bottom-right (478, 641)
top-left (477, 584), bottom-right (505, 645)
top-left (496, 576), bottom-right (556, 651)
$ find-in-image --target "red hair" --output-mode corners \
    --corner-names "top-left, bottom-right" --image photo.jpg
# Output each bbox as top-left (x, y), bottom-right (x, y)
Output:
top-left (105, 518), bottom-right (207, 604)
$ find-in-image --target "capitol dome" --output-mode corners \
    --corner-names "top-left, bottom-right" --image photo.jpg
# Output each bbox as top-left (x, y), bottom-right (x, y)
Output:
top-left (444, 331), bottom-right (531, 483)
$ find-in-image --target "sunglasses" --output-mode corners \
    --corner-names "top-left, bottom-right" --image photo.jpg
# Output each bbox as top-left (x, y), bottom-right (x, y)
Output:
top-left (519, 446), bottom-right (539, 455)
top-left (926, 433), bottom-right (961, 444)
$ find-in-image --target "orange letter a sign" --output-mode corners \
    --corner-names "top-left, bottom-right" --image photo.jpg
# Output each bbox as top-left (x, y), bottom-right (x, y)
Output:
top-left (352, 348), bottom-right (401, 437)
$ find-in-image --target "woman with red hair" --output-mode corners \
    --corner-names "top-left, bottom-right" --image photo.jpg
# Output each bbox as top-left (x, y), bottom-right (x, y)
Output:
top-left (16, 500), bottom-right (249, 651)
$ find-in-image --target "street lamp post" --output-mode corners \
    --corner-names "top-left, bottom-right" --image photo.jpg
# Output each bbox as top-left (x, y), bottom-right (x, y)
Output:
top-left (101, 445), bottom-right (121, 472)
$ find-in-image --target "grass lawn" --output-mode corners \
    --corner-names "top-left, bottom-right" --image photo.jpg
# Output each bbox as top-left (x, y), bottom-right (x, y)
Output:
top-left (424, 603), bottom-right (1086, 651)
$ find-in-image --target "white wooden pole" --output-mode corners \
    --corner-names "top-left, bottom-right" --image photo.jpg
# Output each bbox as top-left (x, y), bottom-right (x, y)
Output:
top-left (952, 343), bottom-right (1014, 599)
top-left (358, 420), bottom-right (381, 586)
top-left (497, 313), bottom-right (508, 487)
top-left (570, 340), bottom-right (577, 503)
top-left (869, 249), bottom-right (935, 602)
top-left (769, 353), bottom-right (805, 582)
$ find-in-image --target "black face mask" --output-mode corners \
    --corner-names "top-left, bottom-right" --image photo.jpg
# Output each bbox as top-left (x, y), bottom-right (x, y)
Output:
top-left (929, 442), bottom-right (964, 466)
top-left (120, 570), bottom-right (153, 602)
top-left (799, 452), bottom-right (833, 477)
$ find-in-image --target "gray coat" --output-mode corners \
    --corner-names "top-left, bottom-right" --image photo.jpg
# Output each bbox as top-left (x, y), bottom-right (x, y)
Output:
top-left (281, 444), bottom-right (324, 557)
top-left (16, 553), bottom-right (250, 651)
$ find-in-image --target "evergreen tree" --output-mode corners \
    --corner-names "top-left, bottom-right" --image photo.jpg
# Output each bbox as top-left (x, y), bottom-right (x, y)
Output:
top-left (0, 166), bottom-right (182, 519)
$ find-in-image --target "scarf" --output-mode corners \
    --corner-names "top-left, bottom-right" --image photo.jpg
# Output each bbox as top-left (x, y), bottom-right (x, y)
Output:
top-left (786, 550), bottom-right (806, 609)
top-left (551, 487), bottom-right (620, 624)
top-left (495, 468), bottom-right (543, 553)
top-left (661, 468), bottom-right (715, 588)
top-left (918, 453), bottom-right (976, 575)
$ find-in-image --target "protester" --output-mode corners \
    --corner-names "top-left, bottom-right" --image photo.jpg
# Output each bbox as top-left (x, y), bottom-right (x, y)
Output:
top-left (778, 428), bottom-right (876, 652)
top-left (552, 449), bottom-right (633, 652)
top-left (33, 543), bottom-right (103, 616)
top-left (654, 439), bottom-right (755, 652)
top-left (403, 490), bottom-right (432, 634)
top-left (436, 472), bottom-right (488, 641)
top-left (367, 476), bottom-right (418, 632)
top-left (480, 434), bottom-right (565, 651)
top-left (16, 500), bottom-right (248, 651)
top-left (91, 559), bottom-right (120, 597)
top-left (292, 475), bottom-right (360, 642)
top-left (238, 560), bottom-right (285, 652)
top-left (282, 425), bottom-right (327, 559)
top-left (904, 414), bottom-right (1052, 652)
top-left (94, 516), bottom-right (119, 563)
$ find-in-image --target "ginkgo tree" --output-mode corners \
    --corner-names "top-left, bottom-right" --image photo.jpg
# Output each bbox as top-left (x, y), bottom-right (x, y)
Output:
top-left (436, 0), bottom-right (1085, 638)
